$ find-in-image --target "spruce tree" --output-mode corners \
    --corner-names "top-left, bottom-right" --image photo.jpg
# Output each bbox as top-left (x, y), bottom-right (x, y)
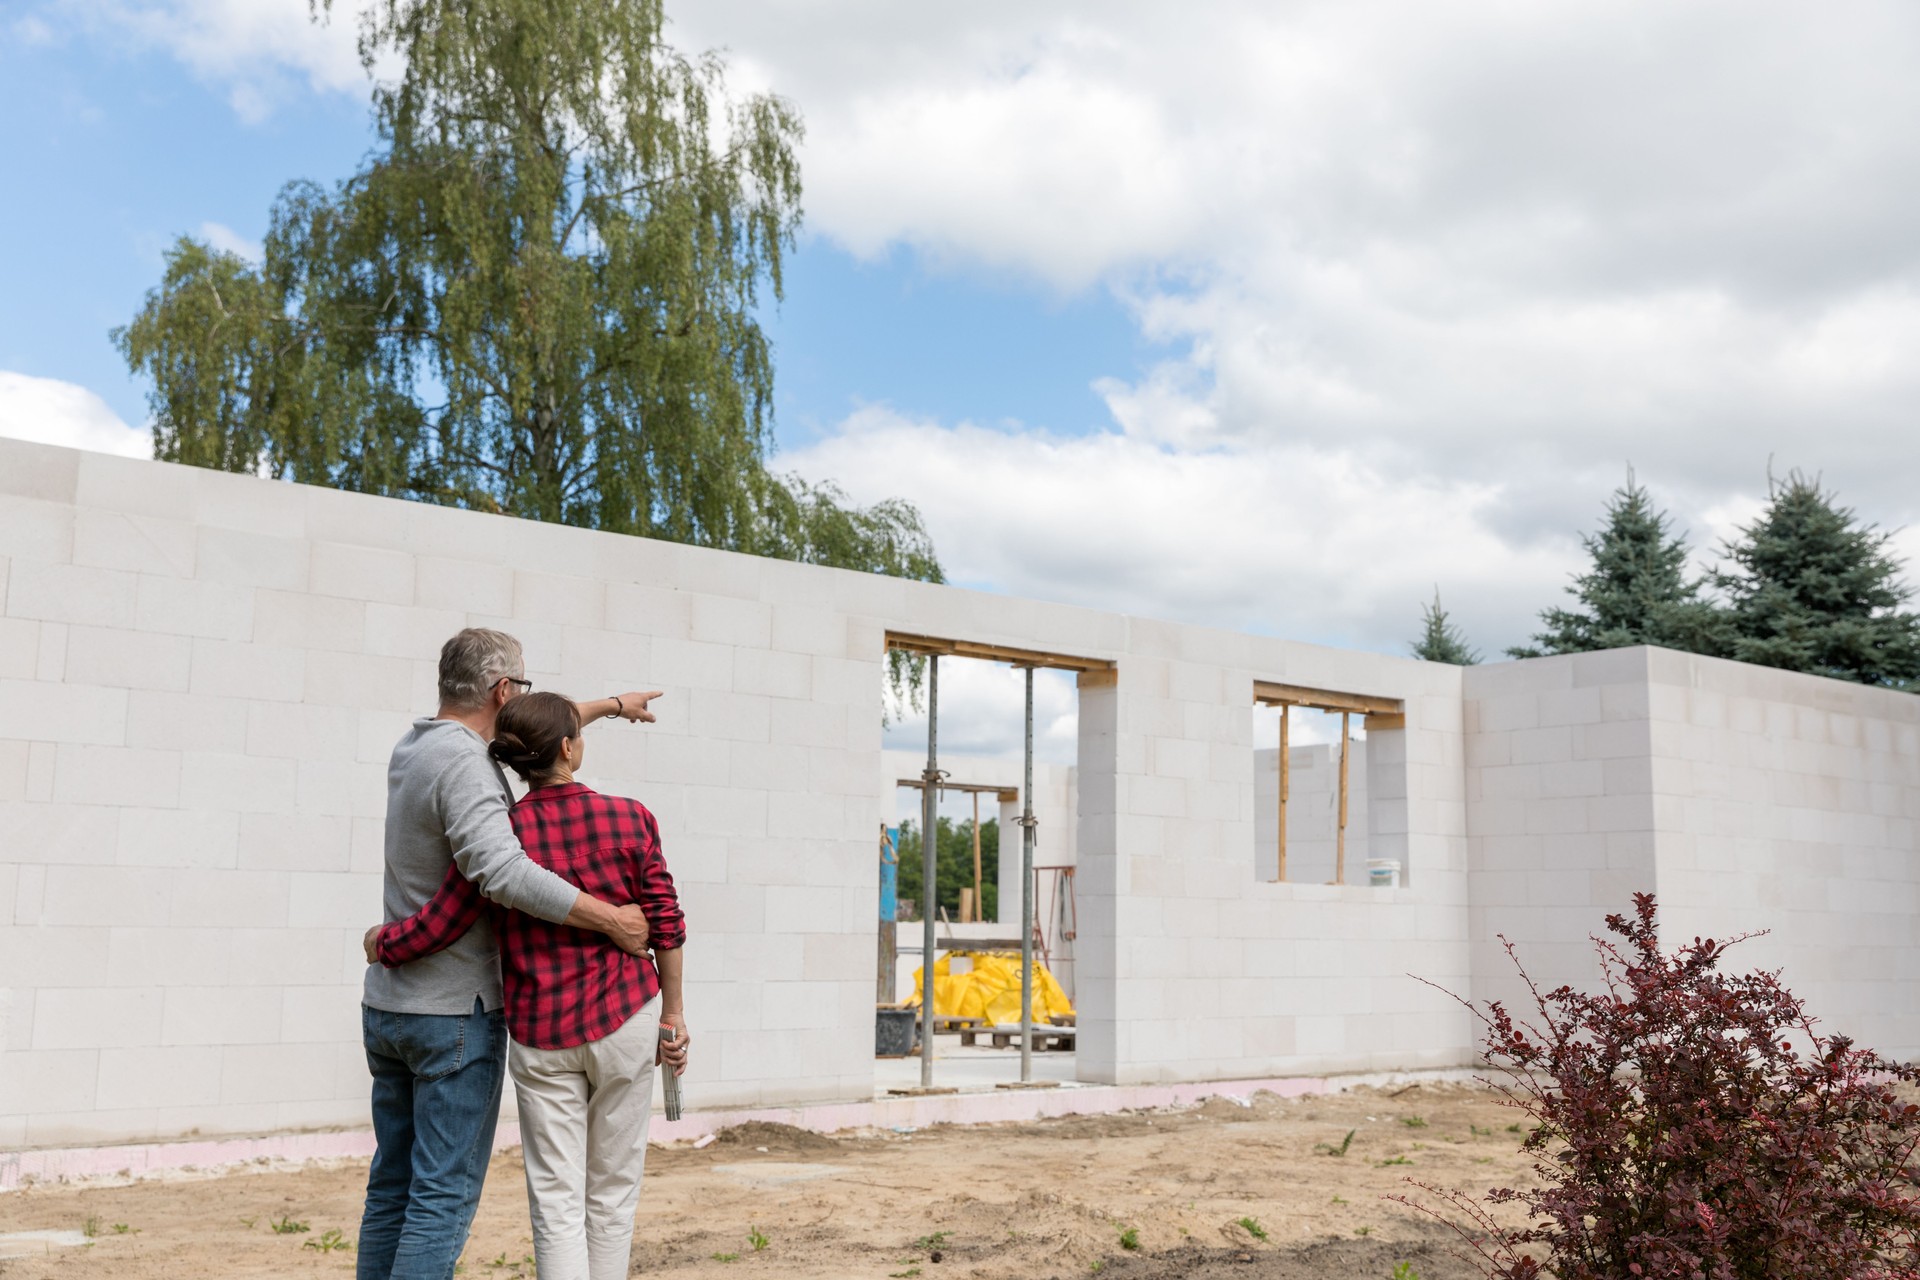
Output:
top-left (1411, 589), bottom-right (1480, 664)
top-left (1714, 471), bottom-right (1920, 688)
top-left (1510, 473), bottom-right (1721, 658)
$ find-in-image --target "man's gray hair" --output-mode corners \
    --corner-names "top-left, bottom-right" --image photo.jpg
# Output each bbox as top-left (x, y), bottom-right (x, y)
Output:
top-left (438, 628), bottom-right (524, 710)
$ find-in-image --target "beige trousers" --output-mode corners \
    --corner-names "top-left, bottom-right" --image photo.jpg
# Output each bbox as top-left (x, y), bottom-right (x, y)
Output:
top-left (508, 998), bottom-right (660, 1280)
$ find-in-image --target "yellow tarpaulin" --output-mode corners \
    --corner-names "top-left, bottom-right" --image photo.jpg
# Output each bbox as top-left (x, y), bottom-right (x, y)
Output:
top-left (908, 951), bottom-right (1075, 1025)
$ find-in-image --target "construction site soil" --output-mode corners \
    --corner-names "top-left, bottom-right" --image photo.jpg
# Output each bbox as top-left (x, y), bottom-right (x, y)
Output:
top-left (0, 1082), bottom-right (1539, 1280)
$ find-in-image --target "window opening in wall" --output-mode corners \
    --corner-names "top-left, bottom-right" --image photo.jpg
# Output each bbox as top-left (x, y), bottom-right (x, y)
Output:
top-left (880, 631), bottom-right (1110, 1092)
top-left (1252, 681), bottom-right (1406, 887)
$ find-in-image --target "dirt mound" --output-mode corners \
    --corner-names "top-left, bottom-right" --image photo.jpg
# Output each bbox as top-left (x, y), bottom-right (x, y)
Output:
top-left (1086, 1231), bottom-right (1473, 1280)
top-left (1194, 1095), bottom-right (1261, 1123)
top-left (705, 1120), bottom-right (838, 1152)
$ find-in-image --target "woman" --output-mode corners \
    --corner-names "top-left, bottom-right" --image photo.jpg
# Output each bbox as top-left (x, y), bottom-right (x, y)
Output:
top-left (371, 691), bottom-right (686, 1280)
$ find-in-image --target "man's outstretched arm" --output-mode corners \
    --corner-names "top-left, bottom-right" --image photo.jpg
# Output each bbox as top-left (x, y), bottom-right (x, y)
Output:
top-left (576, 690), bottom-right (665, 726)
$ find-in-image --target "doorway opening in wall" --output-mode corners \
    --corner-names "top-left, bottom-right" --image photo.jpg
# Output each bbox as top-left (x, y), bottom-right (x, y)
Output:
top-left (876, 632), bottom-right (1110, 1095)
top-left (1252, 681), bottom-right (1408, 888)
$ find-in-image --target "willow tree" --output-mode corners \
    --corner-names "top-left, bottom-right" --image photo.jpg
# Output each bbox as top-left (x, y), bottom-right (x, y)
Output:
top-left (115, 0), bottom-right (939, 583)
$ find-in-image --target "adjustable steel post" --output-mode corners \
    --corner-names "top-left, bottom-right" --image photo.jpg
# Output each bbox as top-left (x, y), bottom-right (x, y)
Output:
top-left (1019, 665), bottom-right (1037, 1083)
top-left (919, 655), bottom-right (940, 1089)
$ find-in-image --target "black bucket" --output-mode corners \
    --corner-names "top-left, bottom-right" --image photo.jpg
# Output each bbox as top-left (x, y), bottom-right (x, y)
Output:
top-left (875, 1006), bottom-right (917, 1057)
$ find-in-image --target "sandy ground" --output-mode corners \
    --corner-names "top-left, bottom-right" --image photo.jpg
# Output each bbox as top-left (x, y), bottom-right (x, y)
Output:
top-left (0, 1082), bottom-right (1539, 1280)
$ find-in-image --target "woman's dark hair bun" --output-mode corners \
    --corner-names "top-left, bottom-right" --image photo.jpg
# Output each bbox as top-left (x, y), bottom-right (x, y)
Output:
top-left (488, 731), bottom-right (541, 772)
top-left (490, 692), bottom-right (580, 782)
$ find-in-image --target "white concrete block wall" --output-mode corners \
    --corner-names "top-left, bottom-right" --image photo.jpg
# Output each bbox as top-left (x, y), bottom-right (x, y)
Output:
top-left (7, 437), bottom-right (1917, 1147)
top-left (1641, 649), bottom-right (1920, 1057)
top-left (1085, 629), bottom-right (1475, 1086)
top-left (1462, 650), bottom-right (1660, 1015)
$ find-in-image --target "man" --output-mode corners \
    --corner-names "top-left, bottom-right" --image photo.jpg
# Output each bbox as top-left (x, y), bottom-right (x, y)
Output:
top-left (357, 627), bottom-right (673, 1280)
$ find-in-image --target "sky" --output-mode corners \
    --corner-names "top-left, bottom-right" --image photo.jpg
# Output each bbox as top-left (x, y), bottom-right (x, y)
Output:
top-left (6, 0), bottom-right (1920, 762)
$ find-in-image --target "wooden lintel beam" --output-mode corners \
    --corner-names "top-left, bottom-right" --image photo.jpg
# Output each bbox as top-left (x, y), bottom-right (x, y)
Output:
top-left (1364, 712), bottom-right (1407, 731)
top-left (1076, 667), bottom-right (1118, 689)
top-left (885, 630), bottom-right (1115, 676)
top-left (1253, 680), bottom-right (1402, 717)
top-left (896, 778), bottom-right (1022, 796)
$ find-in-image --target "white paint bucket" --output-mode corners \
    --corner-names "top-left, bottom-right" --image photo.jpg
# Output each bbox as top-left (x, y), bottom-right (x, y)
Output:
top-left (1366, 859), bottom-right (1400, 888)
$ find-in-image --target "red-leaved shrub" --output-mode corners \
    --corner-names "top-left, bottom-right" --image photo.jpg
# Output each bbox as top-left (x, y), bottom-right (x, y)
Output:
top-left (1403, 893), bottom-right (1920, 1280)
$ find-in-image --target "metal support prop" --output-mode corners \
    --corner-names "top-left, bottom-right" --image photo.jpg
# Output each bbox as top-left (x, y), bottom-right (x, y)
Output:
top-left (1019, 666), bottom-right (1037, 1083)
top-left (919, 656), bottom-right (940, 1088)
top-left (1276, 703), bottom-right (1290, 882)
top-left (1336, 709), bottom-right (1351, 884)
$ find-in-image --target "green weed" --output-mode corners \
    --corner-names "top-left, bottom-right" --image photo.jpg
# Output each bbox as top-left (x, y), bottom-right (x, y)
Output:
top-left (1470, 1124), bottom-right (1493, 1137)
top-left (1402, 1115), bottom-right (1427, 1129)
top-left (1236, 1216), bottom-right (1268, 1241)
top-left (303, 1229), bottom-right (352, 1254)
top-left (712, 1253), bottom-right (739, 1263)
top-left (748, 1225), bottom-right (770, 1252)
top-left (1379, 1155), bottom-right (1413, 1167)
top-left (1392, 1263), bottom-right (1423, 1280)
top-left (1118, 1226), bottom-right (1139, 1251)
top-left (81, 1216), bottom-right (100, 1239)
top-left (1356, 1225), bottom-right (1373, 1237)
top-left (912, 1231), bottom-right (951, 1251)
top-left (1316, 1128), bottom-right (1357, 1157)
top-left (270, 1214), bottom-right (310, 1235)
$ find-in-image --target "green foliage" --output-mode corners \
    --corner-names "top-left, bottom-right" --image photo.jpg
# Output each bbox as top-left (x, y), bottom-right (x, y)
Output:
top-left (1411, 589), bottom-right (1479, 664)
top-left (303, 1229), bottom-right (352, 1253)
top-left (1237, 1216), bottom-right (1269, 1241)
top-left (270, 1215), bottom-right (310, 1234)
top-left (1314, 1129), bottom-right (1356, 1157)
top-left (1714, 470), bottom-right (1920, 688)
top-left (1118, 1226), bottom-right (1140, 1251)
top-left (748, 1225), bottom-right (769, 1252)
top-left (1392, 1263), bottom-right (1423, 1280)
top-left (1511, 472), bottom-right (1721, 659)
top-left (116, 0), bottom-right (939, 596)
top-left (895, 816), bottom-right (999, 921)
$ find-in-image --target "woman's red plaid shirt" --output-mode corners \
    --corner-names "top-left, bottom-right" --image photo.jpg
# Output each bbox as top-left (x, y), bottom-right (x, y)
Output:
top-left (376, 781), bottom-right (685, 1049)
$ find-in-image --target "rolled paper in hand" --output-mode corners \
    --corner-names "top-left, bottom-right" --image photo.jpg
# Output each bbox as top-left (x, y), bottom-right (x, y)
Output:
top-left (659, 1023), bottom-right (683, 1121)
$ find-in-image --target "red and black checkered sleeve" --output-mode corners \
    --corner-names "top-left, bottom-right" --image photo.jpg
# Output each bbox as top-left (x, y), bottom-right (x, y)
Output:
top-left (634, 808), bottom-right (685, 951)
top-left (376, 860), bottom-right (487, 967)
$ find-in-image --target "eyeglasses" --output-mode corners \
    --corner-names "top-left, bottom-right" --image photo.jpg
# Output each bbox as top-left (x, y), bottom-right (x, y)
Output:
top-left (496, 676), bottom-right (533, 696)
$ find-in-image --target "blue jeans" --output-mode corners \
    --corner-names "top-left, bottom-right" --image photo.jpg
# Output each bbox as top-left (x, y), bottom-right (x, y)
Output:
top-left (358, 999), bottom-right (506, 1280)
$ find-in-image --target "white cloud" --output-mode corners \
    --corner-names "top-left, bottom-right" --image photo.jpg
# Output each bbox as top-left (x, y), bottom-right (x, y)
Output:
top-left (884, 660), bottom-right (1081, 765)
top-left (44, 0), bottom-right (366, 121)
top-left (0, 372), bottom-right (150, 459)
top-left (48, 0), bottom-right (1920, 651)
top-left (688, 0), bottom-right (1920, 649)
top-left (783, 404), bottom-right (1569, 655)
top-left (198, 220), bottom-right (262, 263)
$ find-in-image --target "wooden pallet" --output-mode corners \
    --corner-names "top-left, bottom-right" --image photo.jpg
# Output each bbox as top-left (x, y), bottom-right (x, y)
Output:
top-left (930, 1015), bottom-right (986, 1036)
top-left (960, 1024), bottom-right (1077, 1052)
